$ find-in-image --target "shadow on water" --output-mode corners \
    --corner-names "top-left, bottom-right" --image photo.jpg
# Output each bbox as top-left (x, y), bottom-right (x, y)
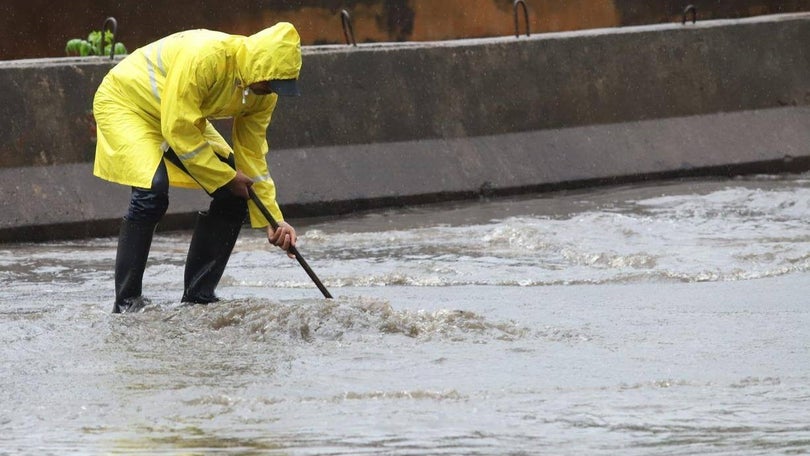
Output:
top-left (87, 429), bottom-right (287, 455)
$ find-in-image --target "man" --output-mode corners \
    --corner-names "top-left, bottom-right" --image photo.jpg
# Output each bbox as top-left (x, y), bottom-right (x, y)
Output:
top-left (93, 22), bottom-right (302, 313)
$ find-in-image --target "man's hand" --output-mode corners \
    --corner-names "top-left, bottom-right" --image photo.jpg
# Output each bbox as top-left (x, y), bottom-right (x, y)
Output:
top-left (268, 221), bottom-right (297, 258)
top-left (225, 170), bottom-right (253, 200)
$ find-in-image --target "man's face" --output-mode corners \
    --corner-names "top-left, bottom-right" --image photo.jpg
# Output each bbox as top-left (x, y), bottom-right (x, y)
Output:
top-left (248, 81), bottom-right (274, 95)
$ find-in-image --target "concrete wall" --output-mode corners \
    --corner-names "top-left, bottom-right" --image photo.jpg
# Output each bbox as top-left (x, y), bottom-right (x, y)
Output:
top-left (5, 0), bottom-right (809, 61)
top-left (2, 13), bottom-right (810, 241)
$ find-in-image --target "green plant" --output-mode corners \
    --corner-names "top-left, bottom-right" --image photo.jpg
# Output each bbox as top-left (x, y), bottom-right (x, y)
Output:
top-left (65, 30), bottom-right (127, 57)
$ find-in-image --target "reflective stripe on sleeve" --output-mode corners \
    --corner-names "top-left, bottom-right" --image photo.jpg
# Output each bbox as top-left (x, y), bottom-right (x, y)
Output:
top-left (177, 143), bottom-right (209, 161)
top-left (251, 174), bottom-right (272, 183)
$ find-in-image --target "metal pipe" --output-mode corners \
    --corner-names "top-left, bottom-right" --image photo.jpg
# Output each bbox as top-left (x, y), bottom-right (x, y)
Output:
top-left (102, 17), bottom-right (118, 60)
top-left (513, 0), bottom-right (530, 38)
top-left (340, 9), bottom-right (357, 47)
top-left (682, 5), bottom-right (697, 25)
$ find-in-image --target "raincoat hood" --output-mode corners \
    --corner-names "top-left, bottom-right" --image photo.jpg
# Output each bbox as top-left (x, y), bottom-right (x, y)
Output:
top-left (239, 22), bottom-right (302, 87)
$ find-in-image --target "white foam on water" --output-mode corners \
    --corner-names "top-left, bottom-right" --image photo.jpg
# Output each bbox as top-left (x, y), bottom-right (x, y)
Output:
top-left (3, 175), bottom-right (810, 455)
top-left (106, 296), bottom-right (531, 345)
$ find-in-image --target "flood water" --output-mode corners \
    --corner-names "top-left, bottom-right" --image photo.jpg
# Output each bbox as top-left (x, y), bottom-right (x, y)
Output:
top-left (1, 174), bottom-right (809, 455)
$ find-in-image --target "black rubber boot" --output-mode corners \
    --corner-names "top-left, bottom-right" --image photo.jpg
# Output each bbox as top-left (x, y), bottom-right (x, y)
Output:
top-left (113, 218), bottom-right (157, 313)
top-left (181, 211), bottom-right (243, 304)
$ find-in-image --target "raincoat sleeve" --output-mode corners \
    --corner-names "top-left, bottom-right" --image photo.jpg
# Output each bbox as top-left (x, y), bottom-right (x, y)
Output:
top-left (233, 97), bottom-right (284, 228)
top-left (161, 52), bottom-right (236, 192)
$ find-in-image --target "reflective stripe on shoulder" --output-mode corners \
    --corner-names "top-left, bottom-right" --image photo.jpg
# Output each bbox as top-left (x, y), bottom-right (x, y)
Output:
top-left (145, 42), bottom-right (166, 102)
top-left (155, 41), bottom-right (165, 75)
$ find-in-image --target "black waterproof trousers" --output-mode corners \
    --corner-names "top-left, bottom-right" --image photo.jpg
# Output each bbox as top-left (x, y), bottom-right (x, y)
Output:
top-left (112, 150), bottom-right (246, 313)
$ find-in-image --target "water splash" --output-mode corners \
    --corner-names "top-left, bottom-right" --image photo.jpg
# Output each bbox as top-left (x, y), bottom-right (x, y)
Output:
top-left (108, 297), bottom-right (530, 345)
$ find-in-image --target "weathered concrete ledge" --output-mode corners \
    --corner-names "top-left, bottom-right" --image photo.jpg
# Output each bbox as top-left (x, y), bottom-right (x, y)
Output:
top-left (2, 13), bottom-right (810, 242)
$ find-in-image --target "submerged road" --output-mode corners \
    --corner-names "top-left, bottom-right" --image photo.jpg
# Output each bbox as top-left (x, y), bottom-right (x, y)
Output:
top-left (1, 174), bottom-right (809, 454)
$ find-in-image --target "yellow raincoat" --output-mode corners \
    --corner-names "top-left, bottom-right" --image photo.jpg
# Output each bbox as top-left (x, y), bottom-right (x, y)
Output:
top-left (93, 22), bottom-right (302, 226)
